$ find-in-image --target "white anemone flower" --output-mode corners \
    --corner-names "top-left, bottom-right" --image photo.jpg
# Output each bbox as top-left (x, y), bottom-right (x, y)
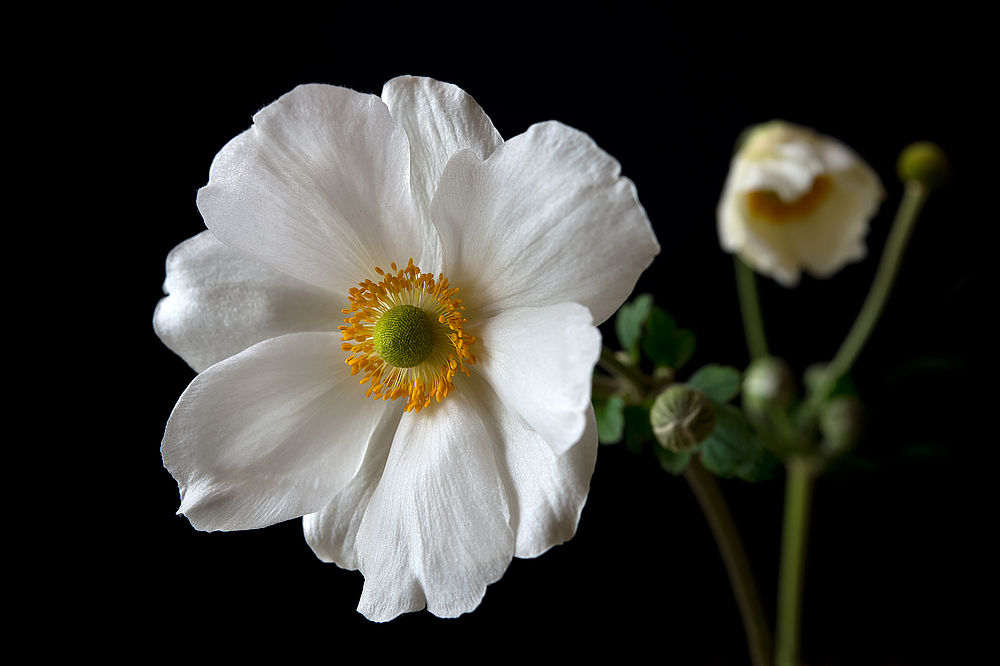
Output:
top-left (155, 76), bottom-right (659, 621)
top-left (717, 120), bottom-right (884, 287)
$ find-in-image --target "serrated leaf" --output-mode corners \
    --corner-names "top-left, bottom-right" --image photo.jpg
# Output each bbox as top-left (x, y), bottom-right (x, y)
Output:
top-left (641, 306), bottom-right (696, 369)
top-left (594, 394), bottom-right (625, 444)
top-left (700, 403), bottom-right (779, 482)
top-left (615, 293), bottom-right (654, 362)
top-left (641, 307), bottom-right (678, 366)
top-left (687, 364), bottom-right (742, 404)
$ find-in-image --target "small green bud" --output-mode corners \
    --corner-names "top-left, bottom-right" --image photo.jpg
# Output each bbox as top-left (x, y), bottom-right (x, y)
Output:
top-left (650, 384), bottom-right (717, 453)
top-left (897, 141), bottom-right (948, 191)
top-left (742, 356), bottom-right (795, 416)
top-left (819, 394), bottom-right (864, 456)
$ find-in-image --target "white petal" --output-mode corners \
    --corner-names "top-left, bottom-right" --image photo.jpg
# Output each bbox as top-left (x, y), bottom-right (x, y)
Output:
top-left (718, 172), bottom-right (800, 287)
top-left (739, 144), bottom-right (823, 201)
top-left (354, 390), bottom-right (515, 621)
top-left (793, 165), bottom-right (882, 276)
top-left (154, 231), bottom-right (342, 372)
top-left (302, 408), bottom-right (399, 570)
top-left (462, 372), bottom-right (598, 559)
top-left (381, 76), bottom-right (503, 238)
top-left (430, 121), bottom-right (659, 325)
top-left (472, 302), bottom-right (601, 455)
top-left (162, 332), bottom-right (400, 532)
top-left (196, 84), bottom-right (438, 294)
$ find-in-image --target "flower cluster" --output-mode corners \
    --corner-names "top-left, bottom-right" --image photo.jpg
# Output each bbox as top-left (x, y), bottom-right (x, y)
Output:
top-left (155, 76), bottom-right (659, 620)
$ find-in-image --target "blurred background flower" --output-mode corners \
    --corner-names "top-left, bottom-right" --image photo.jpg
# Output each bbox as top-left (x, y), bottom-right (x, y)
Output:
top-left (718, 120), bottom-right (884, 287)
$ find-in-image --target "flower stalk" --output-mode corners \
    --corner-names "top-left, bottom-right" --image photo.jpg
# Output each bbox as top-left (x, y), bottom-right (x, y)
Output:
top-left (603, 339), bottom-right (772, 664)
top-left (735, 255), bottom-right (769, 361)
top-left (771, 177), bottom-right (929, 663)
top-left (828, 180), bottom-right (927, 384)
top-left (775, 456), bottom-right (816, 666)
top-left (685, 456), bottom-right (773, 666)
top-left (801, 179), bottom-right (928, 422)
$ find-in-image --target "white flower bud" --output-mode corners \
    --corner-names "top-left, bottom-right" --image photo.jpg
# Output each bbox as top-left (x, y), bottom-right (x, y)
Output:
top-left (650, 384), bottom-right (717, 453)
top-left (717, 120), bottom-right (885, 287)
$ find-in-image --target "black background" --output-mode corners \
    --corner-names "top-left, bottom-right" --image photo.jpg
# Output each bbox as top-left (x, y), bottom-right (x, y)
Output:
top-left (72, 13), bottom-right (990, 665)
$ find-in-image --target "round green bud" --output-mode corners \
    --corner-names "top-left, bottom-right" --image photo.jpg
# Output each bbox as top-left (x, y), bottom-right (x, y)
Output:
top-left (742, 356), bottom-right (795, 416)
top-left (650, 384), bottom-right (717, 453)
top-left (819, 395), bottom-right (864, 457)
top-left (802, 362), bottom-right (831, 396)
top-left (897, 141), bottom-right (948, 191)
top-left (373, 305), bottom-right (434, 368)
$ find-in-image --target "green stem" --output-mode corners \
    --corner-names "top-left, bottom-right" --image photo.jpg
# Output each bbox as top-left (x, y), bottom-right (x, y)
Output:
top-left (685, 456), bottom-right (773, 666)
top-left (598, 345), bottom-right (648, 402)
top-left (805, 181), bottom-right (928, 413)
top-left (735, 255), bottom-right (769, 360)
top-left (775, 456), bottom-right (816, 666)
top-left (772, 182), bottom-right (927, 663)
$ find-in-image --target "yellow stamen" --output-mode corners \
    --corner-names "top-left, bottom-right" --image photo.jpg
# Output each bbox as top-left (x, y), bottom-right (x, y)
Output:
top-left (746, 175), bottom-right (833, 224)
top-left (339, 258), bottom-right (477, 413)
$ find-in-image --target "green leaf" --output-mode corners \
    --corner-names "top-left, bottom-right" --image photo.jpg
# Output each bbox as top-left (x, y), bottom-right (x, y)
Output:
top-left (623, 404), bottom-right (654, 454)
top-left (655, 445), bottom-right (693, 476)
top-left (615, 293), bottom-right (654, 362)
top-left (594, 394), bottom-right (625, 444)
top-left (732, 447), bottom-right (780, 482)
top-left (687, 364), bottom-right (742, 404)
top-left (673, 329), bottom-right (697, 370)
top-left (641, 306), bottom-right (696, 370)
top-left (700, 404), bottom-right (779, 482)
top-left (641, 307), bottom-right (677, 366)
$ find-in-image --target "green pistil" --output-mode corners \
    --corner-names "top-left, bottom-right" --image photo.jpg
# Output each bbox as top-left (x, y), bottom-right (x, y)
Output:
top-left (373, 305), bottom-right (434, 368)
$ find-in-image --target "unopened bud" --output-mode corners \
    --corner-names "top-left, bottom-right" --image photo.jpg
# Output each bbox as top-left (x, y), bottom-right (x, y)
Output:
top-left (650, 384), bottom-right (717, 453)
top-left (819, 394), bottom-right (864, 456)
top-left (897, 141), bottom-right (948, 191)
top-left (742, 356), bottom-right (795, 416)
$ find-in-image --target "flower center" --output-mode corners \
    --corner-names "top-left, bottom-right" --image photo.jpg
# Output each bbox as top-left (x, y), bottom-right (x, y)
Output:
top-left (340, 259), bottom-right (476, 413)
top-left (746, 175), bottom-right (833, 224)
top-left (372, 305), bottom-right (434, 368)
